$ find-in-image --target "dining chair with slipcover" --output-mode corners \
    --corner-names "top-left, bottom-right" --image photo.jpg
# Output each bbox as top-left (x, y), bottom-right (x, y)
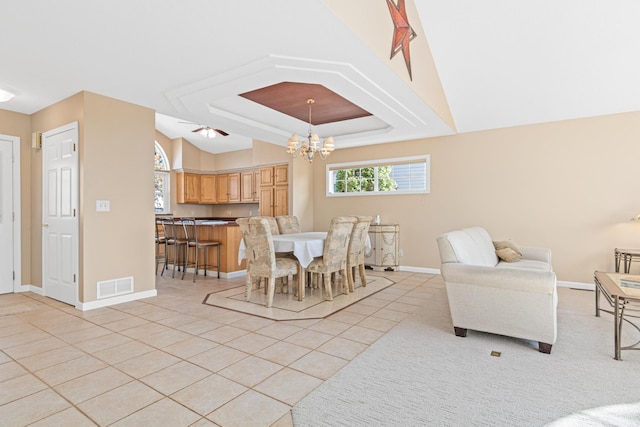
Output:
top-left (306, 216), bottom-right (357, 301)
top-left (346, 216), bottom-right (372, 292)
top-left (276, 215), bottom-right (301, 234)
top-left (236, 217), bottom-right (299, 308)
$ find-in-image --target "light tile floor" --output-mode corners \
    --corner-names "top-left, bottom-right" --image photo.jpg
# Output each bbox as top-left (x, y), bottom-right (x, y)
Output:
top-left (0, 270), bottom-right (443, 426)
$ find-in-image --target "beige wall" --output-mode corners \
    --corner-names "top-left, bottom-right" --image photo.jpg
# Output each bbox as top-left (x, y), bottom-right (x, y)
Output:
top-left (81, 92), bottom-right (156, 301)
top-left (31, 93), bottom-right (85, 290)
top-left (312, 111), bottom-right (640, 284)
top-left (0, 109), bottom-right (32, 285)
top-left (30, 91), bottom-right (156, 303)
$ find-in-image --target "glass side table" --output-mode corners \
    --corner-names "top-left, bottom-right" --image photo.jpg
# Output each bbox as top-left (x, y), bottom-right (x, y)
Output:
top-left (614, 248), bottom-right (640, 273)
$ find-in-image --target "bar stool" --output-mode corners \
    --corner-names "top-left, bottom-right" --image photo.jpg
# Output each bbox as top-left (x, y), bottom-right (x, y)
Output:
top-left (182, 218), bottom-right (221, 282)
top-left (161, 217), bottom-right (188, 278)
top-left (155, 217), bottom-right (167, 274)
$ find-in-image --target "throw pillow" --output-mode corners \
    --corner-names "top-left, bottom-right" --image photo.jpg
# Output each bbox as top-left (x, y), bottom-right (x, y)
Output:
top-left (496, 247), bottom-right (522, 262)
top-left (493, 240), bottom-right (522, 256)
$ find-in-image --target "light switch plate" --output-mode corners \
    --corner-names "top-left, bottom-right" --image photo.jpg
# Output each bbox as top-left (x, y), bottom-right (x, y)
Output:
top-left (96, 200), bottom-right (110, 212)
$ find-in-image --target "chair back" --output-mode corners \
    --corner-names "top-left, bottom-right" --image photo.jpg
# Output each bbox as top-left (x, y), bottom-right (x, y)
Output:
top-left (253, 216), bottom-right (280, 236)
top-left (182, 217), bottom-right (198, 244)
top-left (162, 217), bottom-right (178, 243)
top-left (237, 217), bottom-right (277, 276)
top-left (155, 217), bottom-right (166, 242)
top-left (276, 215), bottom-right (301, 234)
top-left (322, 216), bottom-right (356, 270)
top-left (347, 216), bottom-right (372, 262)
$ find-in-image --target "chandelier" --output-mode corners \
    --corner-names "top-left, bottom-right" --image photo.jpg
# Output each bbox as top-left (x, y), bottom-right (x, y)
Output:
top-left (286, 99), bottom-right (335, 162)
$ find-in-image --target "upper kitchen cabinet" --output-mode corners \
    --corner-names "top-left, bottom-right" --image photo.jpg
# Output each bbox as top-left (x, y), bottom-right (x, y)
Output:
top-left (176, 172), bottom-right (200, 204)
top-left (200, 174), bottom-right (216, 204)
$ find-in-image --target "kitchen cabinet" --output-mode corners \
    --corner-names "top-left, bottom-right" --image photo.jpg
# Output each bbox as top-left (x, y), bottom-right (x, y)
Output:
top-left (200, 174), bottom-right (216, 204)
top-left (365, 224), bottom-right (399, 271)
top-left (216, 173), bottom-right (241, 204)
top-left (259, 164), bottom-right (288, 216)
top-left (252, 170), bottom-right (260, 202)
top-left (228, 173), bottom-right (240, 202)
top-left (176, 172), bottom-right (200, 204)
top-left (241, 170), bottom-right (259, 202)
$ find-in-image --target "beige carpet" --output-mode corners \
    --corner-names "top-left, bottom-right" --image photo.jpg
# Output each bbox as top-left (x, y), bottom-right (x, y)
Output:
top-left (293, 286), bottom-right (640, 426)
top-left (203, 274), bottom-right (394, 321)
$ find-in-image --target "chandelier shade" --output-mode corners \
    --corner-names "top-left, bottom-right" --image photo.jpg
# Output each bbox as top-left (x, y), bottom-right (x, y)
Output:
top-left (286, 99), bottom-right (335, 162)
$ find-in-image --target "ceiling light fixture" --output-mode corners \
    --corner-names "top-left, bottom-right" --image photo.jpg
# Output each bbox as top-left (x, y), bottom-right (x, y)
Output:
top-left (286, 99), bottom-right (335, 163)
top-left (198, 127), bottom-right (216, 139)
top-left (0, 88), bottom-right (15, 103)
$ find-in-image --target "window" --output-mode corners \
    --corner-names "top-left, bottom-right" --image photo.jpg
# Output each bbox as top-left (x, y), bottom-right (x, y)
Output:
top-left (154, 142), bottom-right (170, 214)
top-left (327, 155), bottom-right (430, 196)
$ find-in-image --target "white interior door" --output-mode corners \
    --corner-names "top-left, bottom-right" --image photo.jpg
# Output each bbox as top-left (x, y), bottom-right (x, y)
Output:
top-left (0, 136), bottom-right (15, 294)
top-left (43, 122), bottom-right (78, 306)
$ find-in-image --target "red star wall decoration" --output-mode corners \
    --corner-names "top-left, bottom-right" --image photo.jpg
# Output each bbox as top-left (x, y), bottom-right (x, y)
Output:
top-left (386, 0), bottom-right (417, 80)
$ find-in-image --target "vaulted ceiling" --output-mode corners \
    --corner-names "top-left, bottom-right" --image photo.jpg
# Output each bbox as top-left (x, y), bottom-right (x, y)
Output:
top-left (2, 1), bottom-right (640, 154)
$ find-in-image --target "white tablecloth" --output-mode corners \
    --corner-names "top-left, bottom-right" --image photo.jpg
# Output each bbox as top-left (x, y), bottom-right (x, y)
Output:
top-left (238, 231), bottom-right (371, 268)
top-left (238, 232), bottom-right (326, 268)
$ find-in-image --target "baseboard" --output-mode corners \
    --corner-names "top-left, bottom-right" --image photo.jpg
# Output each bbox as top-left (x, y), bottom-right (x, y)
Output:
top-left (558, 280), bottom-right (594, 291)
top-left (222, 270), bottom-right (246, 279)
top-left (399, 266), bottom-right (594, 290)
top-left (77, 289), bottom-right (158, 311)
top-left (15, 284), bottom-right (44, 295)
top-left (398, 266), bottom-right (441, 274)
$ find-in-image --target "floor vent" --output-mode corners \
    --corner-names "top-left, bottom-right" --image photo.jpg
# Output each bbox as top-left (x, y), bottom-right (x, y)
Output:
top-left (97, 276), bottom-right (134, 299)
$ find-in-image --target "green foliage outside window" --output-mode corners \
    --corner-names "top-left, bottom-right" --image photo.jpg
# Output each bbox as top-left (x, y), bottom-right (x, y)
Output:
top-left (333, 166), bottom-right (398, 193)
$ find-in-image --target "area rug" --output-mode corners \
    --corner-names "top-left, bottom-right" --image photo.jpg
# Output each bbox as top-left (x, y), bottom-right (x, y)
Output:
top-left (203, 275), bottom-right (394, 321)
top-left (292, 287), bottom-right (640, 426)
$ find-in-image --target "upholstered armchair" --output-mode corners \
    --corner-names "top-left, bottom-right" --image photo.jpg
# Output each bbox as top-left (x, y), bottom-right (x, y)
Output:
top-left (436, 226), bottom-right (558, 354)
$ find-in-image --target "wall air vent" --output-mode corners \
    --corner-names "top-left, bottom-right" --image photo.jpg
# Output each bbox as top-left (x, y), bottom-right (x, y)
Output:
top-left (97, 276), bottom-right (134, 299)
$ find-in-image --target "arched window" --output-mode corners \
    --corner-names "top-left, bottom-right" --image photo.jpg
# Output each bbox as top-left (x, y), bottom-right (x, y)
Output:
top-left (154, 142), bottom-right (170, 214)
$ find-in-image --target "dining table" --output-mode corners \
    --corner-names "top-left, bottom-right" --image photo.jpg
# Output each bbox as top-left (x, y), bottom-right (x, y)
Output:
top-left (237, 231), bottom-right (371, 300)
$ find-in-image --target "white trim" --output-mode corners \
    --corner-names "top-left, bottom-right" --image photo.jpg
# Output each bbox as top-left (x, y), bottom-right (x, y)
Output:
top-left (398, 265), bottom-right (441, 275)
top-left (401, 265), bottom-right (594, 290)
top-left (221, 270), bottom-right (247, 279)
top-left (0, 134), bottom-right (21, 294)
top-left (326, 154), bottom-right (430, 197)
top-left (558, 280), bottom-right (594, 291)
top-left (77, 289), bottom-right (158, 311)
top-left (15, 284), bottom-right (44, 295)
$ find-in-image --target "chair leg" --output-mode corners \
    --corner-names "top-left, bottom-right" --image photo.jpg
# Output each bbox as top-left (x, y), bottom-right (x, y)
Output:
top-left (266, 276), bottom-right (276, 308)
top-left (193, 246), bottom-right (198, 283)
top-left (359, 263), bottom-right (367, 287)
top-left (347, 266), bottom-right (355, 292)
top-left (203, 247), bottom-right (207, 277)
top-left (341, 268), bottom-right (349, 295)
top-left (245, 273), bottom-right (253, 301)
top-left (216, 244), bottom-right (220, 278)
top-left (182, 246), bottom-right (190, 280)
top-left (324, 273), bottom-right (333, 301)
top-left (171, 245), bottom-right (178, 278)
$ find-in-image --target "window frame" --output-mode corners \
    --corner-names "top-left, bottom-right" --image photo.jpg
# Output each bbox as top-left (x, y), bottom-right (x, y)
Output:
top-left (326, 155), bottom-right (430, 197)
top-left (154, 142), bottom-right (171, 214)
